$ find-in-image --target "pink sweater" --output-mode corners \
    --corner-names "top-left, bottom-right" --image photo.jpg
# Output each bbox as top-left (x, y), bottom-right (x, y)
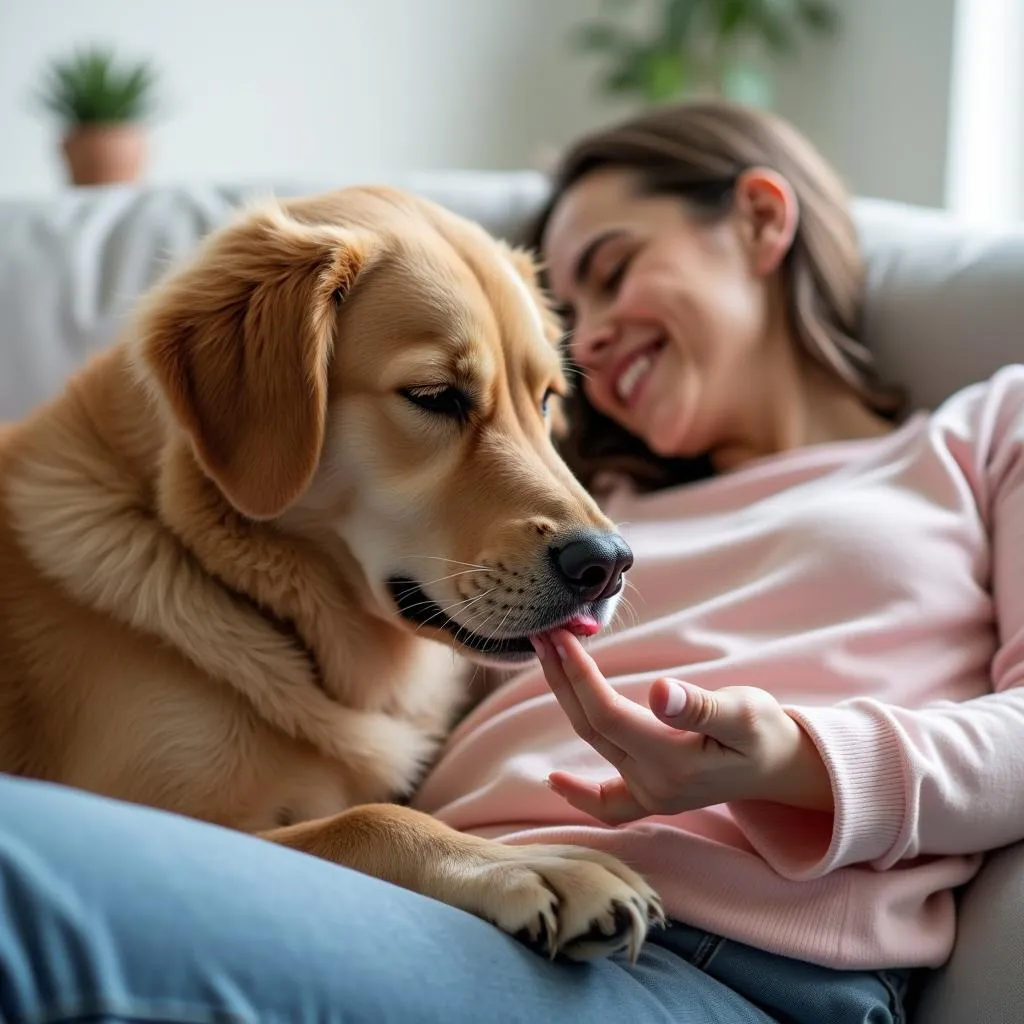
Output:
top-left (412, 366), bottom-right (1024, 971)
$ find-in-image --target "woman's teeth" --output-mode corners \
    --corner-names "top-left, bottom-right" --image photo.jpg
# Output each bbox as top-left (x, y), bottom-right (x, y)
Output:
top-left (616, 350), bottom-right (654, 403)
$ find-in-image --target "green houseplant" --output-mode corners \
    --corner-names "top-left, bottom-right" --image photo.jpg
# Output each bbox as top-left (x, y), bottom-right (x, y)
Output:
top-left (573, 0), bottom-right (840, 108)
top-left (34, 46), bottom-right (160, 187)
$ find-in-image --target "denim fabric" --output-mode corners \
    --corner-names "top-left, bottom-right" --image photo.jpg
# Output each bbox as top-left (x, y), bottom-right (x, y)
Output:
top-left (648, 922), bottom-right (910, 1024)
top-left (0, 775), bottom-right (908, 1023)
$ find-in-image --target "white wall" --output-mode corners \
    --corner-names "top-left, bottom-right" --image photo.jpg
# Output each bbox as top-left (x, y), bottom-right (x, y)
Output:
top-left (0, 0), bottom-right (616, 197)
top-left (772, 0), bottom-right (959, 209)
top-left (0, 0), bottom-right (964, 211)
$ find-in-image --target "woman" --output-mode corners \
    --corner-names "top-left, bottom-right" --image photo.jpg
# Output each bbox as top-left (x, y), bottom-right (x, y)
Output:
top-left (3, 101), bottom-right (1022, 1023)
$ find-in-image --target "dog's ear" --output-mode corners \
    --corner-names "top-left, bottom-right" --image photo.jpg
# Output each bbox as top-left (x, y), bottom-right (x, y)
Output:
top-left (500, 242), bottom-right (565, 343)
top-left (498, 242), bottom-right (571, 438)
top-left (501, 242), bottom-right (541, 284)
top-left (135, 204), bottom-right (369, 519)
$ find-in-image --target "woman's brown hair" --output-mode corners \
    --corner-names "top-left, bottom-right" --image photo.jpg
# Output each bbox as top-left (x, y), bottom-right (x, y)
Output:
top-left (524, 99), bottom-right (904, 493)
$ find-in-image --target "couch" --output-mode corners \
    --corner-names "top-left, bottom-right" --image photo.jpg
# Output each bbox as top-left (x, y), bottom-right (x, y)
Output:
top-left (1, 173), bottom-right (1022, 1022)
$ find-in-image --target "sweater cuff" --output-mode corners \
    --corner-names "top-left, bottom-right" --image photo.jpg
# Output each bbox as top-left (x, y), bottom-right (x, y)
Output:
top-left (729, 702), bottom-right (909, 879)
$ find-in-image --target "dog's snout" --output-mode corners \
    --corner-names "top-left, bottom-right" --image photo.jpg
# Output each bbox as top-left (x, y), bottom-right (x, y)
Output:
top-left (550, 533), bottom-right (633, 603)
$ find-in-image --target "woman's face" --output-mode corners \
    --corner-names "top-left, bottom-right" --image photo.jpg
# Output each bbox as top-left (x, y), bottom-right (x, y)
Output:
top-left (541, 167), bottom-right (792, 459)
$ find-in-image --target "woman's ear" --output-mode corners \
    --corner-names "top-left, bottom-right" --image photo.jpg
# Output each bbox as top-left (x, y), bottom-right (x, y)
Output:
top-left (733, 168), bottom-right (799, 277)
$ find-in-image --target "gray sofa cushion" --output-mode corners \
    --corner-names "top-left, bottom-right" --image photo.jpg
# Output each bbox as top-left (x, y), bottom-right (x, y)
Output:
top-left (2, 174), bottom-right (1022, 422)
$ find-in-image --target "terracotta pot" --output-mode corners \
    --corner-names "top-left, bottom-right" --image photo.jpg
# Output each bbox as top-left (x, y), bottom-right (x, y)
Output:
top-left (61, 123), bottom-right (147, 187)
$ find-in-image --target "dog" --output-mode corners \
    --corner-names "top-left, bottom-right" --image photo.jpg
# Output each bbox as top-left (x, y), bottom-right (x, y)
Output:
top-left (0, 186), bottom-right (662, 961)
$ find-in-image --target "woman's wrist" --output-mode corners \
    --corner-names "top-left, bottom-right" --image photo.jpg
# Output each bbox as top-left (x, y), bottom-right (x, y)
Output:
top-left (767, 713), bottom-right (835, 812)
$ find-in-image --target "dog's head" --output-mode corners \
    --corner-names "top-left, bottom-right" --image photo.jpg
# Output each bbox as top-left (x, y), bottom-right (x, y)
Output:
top-left (133, 187), bottom-right (631, 666)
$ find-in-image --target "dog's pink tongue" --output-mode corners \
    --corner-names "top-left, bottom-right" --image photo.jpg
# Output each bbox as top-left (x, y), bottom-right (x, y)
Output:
top-left (542, 615), bottom-right (600, 642)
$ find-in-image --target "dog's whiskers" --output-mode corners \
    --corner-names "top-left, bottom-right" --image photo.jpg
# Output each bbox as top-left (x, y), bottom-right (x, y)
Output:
top-left (405, 555), bottom-right (491, 571)
top-left (406, 587), bottom-right (501, 637)
top-left (402, 587), bottom-right (499, 622)
top-left (618, 599), bottom-right (640, 631)
top-left (464, 658), bottom-right (483, 691)
top-left (612, 585), bottom-right (641, 631)
top-left (459, 597), bottom-right (518, 641)
top-left (413, 568), bottom-right (492, 590)
top-left (484, 604), bottom-right (518, 653)
top-left (443, 589), bottom-right (501, 625)
top-left (453, 606), bottom-right (502, 648)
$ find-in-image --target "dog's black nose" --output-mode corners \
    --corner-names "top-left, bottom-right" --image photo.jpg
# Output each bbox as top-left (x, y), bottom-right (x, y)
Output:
top-left (551, 533), bottom-right (634, 603)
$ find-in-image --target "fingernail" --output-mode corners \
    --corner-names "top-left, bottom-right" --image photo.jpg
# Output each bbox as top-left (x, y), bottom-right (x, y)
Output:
top-left (530, 636), bottom-right (545, 658)
top-left (663, 682), bottom-right (686, 717)
top-left (545, 777), bottom-right (563, 794)
top-left (555, 643), bottom-right (567, 662)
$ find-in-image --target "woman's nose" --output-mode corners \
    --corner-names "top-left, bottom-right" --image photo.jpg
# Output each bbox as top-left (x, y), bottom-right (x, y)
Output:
top-left (569, 312), bottom-right (614, 368)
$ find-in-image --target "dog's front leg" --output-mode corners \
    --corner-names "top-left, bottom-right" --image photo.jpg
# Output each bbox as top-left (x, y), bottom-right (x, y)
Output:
top-left (262, 803), bottom-right (663, 962)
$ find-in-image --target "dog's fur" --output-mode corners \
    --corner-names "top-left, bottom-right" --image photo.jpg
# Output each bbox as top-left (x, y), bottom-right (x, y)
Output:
top-left (0, 186), bottom-right (661, 960)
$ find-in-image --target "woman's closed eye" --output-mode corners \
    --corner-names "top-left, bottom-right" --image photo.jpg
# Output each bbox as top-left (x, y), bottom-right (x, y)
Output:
top-left (591, 242), bottom-right (634, 297)
top-left (599, 258), bottom-right (629, 295)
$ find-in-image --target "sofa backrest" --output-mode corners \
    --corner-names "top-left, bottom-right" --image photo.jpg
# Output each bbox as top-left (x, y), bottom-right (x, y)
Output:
top-left (0, 172), bottom-right (1021, 421)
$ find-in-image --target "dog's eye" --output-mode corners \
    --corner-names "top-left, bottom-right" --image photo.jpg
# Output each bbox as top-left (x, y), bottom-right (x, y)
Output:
top-left (541, 389), bottom-right (556, 416)
top-left (401, 386), bottom-right (472, 423)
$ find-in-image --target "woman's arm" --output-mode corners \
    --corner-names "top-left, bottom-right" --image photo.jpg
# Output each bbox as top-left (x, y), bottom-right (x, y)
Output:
top-left (733, 366), bottom-right (1024, 878)
top-left (732, 686), bottom-right (1024, 878)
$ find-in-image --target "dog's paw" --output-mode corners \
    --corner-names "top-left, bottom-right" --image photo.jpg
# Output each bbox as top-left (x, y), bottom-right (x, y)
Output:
top-left (463, 844), bottom-right (664, 963)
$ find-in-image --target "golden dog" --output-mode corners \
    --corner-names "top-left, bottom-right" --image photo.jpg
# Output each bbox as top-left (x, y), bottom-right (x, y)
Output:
top-left (0, 186), bottom-right (661, 961)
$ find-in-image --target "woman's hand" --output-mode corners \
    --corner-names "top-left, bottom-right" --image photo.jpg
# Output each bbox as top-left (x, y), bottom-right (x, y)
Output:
top-left (531, 630), bottom-right (834, 825)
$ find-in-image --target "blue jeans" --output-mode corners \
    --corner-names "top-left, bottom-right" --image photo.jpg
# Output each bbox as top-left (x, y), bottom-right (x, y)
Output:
top-left (0, 775), bottom-right (910, 1023)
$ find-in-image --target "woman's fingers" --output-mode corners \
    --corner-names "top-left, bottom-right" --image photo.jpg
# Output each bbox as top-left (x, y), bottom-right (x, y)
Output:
top-left (544, 631), bottom-right (663, 756)
top-left (652, 681), bottom-right (768, 750)
top-left (532, 634), bottom-right (629, 768)
top-left (547, 772), bottom-right (647, 826)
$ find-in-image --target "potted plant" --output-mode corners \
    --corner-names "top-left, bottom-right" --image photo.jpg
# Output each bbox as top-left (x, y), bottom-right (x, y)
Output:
top-left (572, 0), bottom-right (839, 109)
top-left (34, 46), bottom-right (159, 187)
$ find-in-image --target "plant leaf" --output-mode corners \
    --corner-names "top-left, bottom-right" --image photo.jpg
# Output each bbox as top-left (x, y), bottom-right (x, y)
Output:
top-left (642, 48), bottom-right (690, 102)
top-left (662, 0), bottom-right (698, 48)
top-left (796, 0), bottom-right (840, 36)
top-left (31, 45), bottom-right (159, 126)
top-left (598, 40), bottom-right (650, 96)
top-left (715, 0), bottom-right (757, 38)
top-left (572, 21), bottom-right (633, 53)
top-left (751, 5), bottom-right (798, 54)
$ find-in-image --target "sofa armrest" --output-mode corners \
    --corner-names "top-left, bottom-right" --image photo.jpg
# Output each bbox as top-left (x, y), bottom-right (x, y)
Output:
top-left (912, 841), bottom-right (1024, 1023)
